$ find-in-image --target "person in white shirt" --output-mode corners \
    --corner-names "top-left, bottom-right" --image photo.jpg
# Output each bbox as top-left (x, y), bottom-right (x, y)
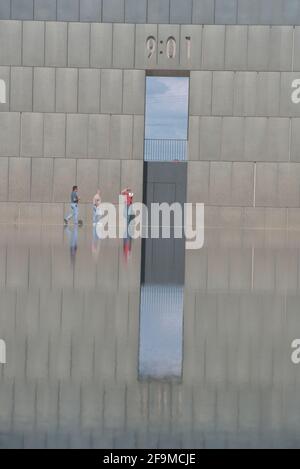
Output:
top-left (92, 189), bottom-right (101, 224)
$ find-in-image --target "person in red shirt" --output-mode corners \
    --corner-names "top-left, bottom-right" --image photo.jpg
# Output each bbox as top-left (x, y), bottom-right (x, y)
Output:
top-left (121, 188), bottom-right (134, 262)
top-left (121, 187), bottom-right (134, 222)
top-left (121, 187), bottom-right (134, 208)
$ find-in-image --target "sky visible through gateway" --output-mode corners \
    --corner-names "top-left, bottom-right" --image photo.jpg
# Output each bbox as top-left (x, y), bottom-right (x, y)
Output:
top-left (145, 76), bottom-right (189, 140)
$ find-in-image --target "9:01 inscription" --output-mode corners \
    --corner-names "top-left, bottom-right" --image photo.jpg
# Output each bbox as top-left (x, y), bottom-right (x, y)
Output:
top-left (146, 36), bottom-right (191, 60)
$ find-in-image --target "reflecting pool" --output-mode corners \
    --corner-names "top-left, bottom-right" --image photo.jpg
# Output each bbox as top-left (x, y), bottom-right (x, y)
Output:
top-left (1, 225), bottom-right (300, 448)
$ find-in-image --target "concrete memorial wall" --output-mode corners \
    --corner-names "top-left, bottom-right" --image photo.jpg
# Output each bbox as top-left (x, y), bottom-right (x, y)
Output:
top-left (0, 0), bottom-right (300, 227)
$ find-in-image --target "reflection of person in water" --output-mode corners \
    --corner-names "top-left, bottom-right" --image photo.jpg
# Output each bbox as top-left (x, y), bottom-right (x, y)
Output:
top-left (92, 219), bottom-right (102, 261)
top-left (92, 189), bottom-right (101, 224)
top-left (66, 224), bottom-right (78, 267)
top-left (121, 188), bottom-right (134, 262)
top-left (121, 187), bottom-right (134, 223)
top-left (123, 230), bottom-right (132, 262)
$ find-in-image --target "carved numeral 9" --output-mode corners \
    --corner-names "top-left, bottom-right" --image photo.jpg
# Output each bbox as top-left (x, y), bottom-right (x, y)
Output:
top-left (146, 36), bottom-right (156, 59)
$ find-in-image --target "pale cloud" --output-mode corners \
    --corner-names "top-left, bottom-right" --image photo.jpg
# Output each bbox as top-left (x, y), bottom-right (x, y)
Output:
top-left (145, 76), bottom-right (189, 140)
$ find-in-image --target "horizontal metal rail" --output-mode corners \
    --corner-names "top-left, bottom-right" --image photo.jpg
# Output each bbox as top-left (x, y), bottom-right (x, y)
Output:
top-left (144, 139), bottom-right (187, 162)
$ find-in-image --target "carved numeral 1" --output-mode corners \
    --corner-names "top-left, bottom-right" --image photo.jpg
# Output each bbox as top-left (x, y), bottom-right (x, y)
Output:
top-left (185, 36), bottom-right (191, 61)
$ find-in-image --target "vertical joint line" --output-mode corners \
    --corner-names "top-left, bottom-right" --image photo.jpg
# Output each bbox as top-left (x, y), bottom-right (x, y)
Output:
top-left (253, 162), bottom-right (257, 208)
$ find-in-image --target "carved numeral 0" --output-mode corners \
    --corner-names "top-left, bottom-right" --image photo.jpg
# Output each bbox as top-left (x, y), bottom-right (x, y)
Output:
top-left (166, 37), bottom-right (176, 59)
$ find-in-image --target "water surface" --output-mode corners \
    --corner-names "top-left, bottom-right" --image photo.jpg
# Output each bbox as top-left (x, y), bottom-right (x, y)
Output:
top-left (0, 226), bottom-right (300, 448)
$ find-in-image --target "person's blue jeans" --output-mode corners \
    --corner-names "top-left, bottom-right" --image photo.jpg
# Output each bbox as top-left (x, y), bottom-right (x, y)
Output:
top-left (66, 203), bottom-right (79, 224)
top-left (93, 205), bottom-right (98, 224)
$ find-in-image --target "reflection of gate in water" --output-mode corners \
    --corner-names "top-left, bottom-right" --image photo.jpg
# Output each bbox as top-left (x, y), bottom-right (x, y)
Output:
top-left (139, 162), bottom-right (187, 381)
top-left (139, 285), bottom-right (184, 380)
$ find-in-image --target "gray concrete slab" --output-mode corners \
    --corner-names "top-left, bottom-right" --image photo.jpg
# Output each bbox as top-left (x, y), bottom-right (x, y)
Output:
top-left (192, 0), bottom-right (214, 24)
top-left (225, 26), bottom-right (248, 70)
top-left (0, 1), bottom-right (11, 20)
top-left (33, 68), bottom-right (56, 113)
top-left (113, 24), bottom-right (135, 69)
top-left (110, 115), bottom-right (133, 159)
top-left (202, 26), bottom-right (225, 70)
top-left (102, 0), bottom-right (125, 22)
top-left (199, 117), bottom-right (222, 161)
top-left (20, 113), bottom-right (44, 157)
top-left (78, 69), bottom-right (101, 114)
top-left (31, 158), bottom-right (54, 202)
top-left (56, 68), bottom-right (78, 113)
top-left (212, 72), bottom-right (234, 116)
top-left (80, 0), bottom-right (102, 22)
top-left (88, 114), bottom-right (110, 158)
top-left (125, 0), bottom-right (147, 23)
top-left (22, 21), bottom-right (45, 66)
top-left (148, 0), bottom-right (170, 24)
top-left (215, 0), bottom-right (237, 25)
top-left (10, 67), bottom-right (33, 112)
top-left (57, 0), bottom-right (80, 21)
top-left (11, 0), bottom-right (34, 20)
top-left (91, 23), bottom-right (113, 68)
top-left (9, 157), bottom-right (31, 202)
top-left (190, 72), bottom-right (212, 116)
top-left (34, 0), bottom-right (57, 20)
top-left (44, 113), bottom-right (66, 158)
top-left (45, 22), bottom-right (67, 67)
top-left (170, 0), bottom-right (193, 24)
top-left (66, 114), bottom-right (89, 158)
top-left (0, 112), bottom-right (20, 157)
top-left (123, 70), bottom-right (145, 115)
top-left (221, 117), bottom-right (245, 161)
top-left (100, 69), bottom-right (123, 114)
top-left (68, 22), bottom-right (90, 68)
top-left (0, 21), bottom-right (22, 66)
